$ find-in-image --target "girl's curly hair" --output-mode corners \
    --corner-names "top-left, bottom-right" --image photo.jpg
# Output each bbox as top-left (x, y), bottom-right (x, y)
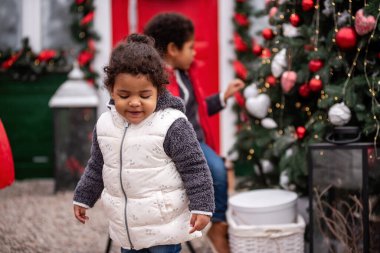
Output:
top-left (103, 33), bottom-right (168, 94)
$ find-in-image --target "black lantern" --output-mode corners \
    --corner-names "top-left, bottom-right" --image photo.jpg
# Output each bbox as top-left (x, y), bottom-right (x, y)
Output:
top-left (307, 127), bottom-right (380, 253)
top-left (49, 63), bottom-right (98, 192)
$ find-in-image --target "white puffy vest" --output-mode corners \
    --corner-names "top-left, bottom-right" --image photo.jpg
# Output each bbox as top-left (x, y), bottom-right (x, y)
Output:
top-left (96, 107), bottom-right (202, 250)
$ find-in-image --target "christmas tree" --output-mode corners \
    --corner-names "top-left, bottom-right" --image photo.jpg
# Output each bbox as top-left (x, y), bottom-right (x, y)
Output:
top-left (232, 0), bottom-right (380, 194)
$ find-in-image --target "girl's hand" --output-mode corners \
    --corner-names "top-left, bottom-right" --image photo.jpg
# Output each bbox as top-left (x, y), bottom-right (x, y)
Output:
top-left (223, 79), bottom-right (245, 103)
top-left (74, 204), bottom-right (89, 224)
top-left (189, 214), bottom-right (211, 233)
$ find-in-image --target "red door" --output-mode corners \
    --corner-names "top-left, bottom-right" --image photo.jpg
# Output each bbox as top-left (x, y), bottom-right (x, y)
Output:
top-left (111, 0), bottom-right (220, 153)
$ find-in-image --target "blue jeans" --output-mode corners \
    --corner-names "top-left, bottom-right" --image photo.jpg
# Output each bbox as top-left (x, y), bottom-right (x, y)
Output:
top-left (121, 244), bottom-right (181, 253)
top-left (200, 142), bottom-right (228, 222)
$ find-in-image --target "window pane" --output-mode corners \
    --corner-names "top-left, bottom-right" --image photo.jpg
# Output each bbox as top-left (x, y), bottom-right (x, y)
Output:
top-left (0, 0), bottom-right (22, 50)
top-left (41, 0), bottom-right (80, 57)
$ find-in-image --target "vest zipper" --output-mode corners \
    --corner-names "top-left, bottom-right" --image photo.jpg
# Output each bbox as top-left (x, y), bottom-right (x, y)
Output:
top-left (119, 123), bottom-right (134, 249)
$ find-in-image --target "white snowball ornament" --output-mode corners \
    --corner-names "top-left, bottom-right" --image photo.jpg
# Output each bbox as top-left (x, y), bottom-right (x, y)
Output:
top-left (337, 11), bottom-right (350, 27)
top-left (282, 24), bottom-right (299, 38)
top-left (271, 49), bottom-right (287, 78)
top-left (280, 170), bottom-right (290, 189)
top-left (243, 83), bottom-right (259, 98)
top-left (261, 118), bottom-right (278, 129)
top-left (322, 0), bottom-right (333, 16)
top-left (328, 102), bottom-right (351, 126)
top-left (245, 94), bottom-right (271, 119)
top-left (254, 159), bottom-right (274, 175)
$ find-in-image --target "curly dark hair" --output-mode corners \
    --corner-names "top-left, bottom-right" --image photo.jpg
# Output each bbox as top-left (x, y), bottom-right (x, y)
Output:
top-left (103, 33), bottom-right (168, 94)
top-left (143, 12), bottom-right (194, 56)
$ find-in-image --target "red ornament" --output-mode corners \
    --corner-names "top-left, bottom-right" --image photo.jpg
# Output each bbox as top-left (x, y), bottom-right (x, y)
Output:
top-left (304, 44), bottom-right (315, 52)
top-left (233, 33), bottom-right (248, 52)
top-left (76, 0), bottom-right (85, 4)
top-left (77, 50), bottom-right (94, 67)
top-left (234, 92), bottom-right (246, 108)
top-left (335, 27), bottom-right (357, 50)
top-left (266, 75), bottom-right (277, 86)
top-left (80, 11), bottom-right (94, 26)
top-left (302, 0), bottom-right (314, 11)
top-left (233, 60), bottom-right (248, 80)
top-left (37, 49), bottom-right (56, 62)
top-left (1, 53), bottom-right (20, 69)
top-left (252, 44), bottom-right (263, 56)
top-left (296, 126), bottom-right (306, 139)
top-left (234, 13), bottom-right (249, 26)
top-left (309, 77), bottom-right (323, 92)
top-left (262, 28), bottom-right (274, 40)
top-left (289, 14), bottom-right (301, 27)
top-left (308, 59), bottom-right (323, 73)
top-left (260, 48), bottom-right (271, 58)
top-left (298, 83), bottom-right (311, 97)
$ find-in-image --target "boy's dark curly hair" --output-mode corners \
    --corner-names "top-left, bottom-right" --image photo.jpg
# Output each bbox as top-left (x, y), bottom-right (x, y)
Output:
top-left (143, 12), bottom-right (194, 56)
top-left (103, 33), bottom-right (168, 94)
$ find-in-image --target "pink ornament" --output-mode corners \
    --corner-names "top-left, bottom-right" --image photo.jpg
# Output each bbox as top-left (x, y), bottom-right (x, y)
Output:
top-left (269, 7), bottom-right (278, 18)
top-left (354, 9), bottom-right (376, 36)
top-left (281, 71), bottom-right (297, 93)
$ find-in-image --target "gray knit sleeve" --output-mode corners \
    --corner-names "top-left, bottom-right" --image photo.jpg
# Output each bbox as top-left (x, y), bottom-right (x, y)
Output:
top-left (73, 127), bottom-right (104, 208)
top-left (163, 118), bottom-right (215, 213)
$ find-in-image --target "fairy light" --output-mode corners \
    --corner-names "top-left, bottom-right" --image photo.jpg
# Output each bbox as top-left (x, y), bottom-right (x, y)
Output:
top-left (314, 0), bottom-right (321, 51)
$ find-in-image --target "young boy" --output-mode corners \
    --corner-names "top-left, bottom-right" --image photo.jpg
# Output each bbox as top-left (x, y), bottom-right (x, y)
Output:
top-left (73, 34), bottom-right (214, 252)
top-left (144, 13), bottom-right (244, 253)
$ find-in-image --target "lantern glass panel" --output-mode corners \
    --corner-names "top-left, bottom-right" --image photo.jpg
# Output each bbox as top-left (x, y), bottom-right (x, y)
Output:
top-left (309, 143), bottom-right (380, 253)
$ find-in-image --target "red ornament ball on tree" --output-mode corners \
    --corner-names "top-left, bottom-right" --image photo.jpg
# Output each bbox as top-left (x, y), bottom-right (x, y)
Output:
top-left (252, 44), bottom-right (263, 56)
top-left (296, 126), bottom-right (306, 139)
top-left (308, 59), bottom-right (323, 72)
top-left (335, 27), bottom-right (357, 50)
top-left (298, 83), bottom-right (311, 97)
top-left (262, 28), bottom-right (274, 40)
top-left (302, 0), bottom-right (314, 11)
top-left (261, 48), bottom-right (271, 58)
top-left (289, 14), bottom-right (301, 27)
top-left (266, 75), bottom-right (277, 86)
top-left (309, 78), bottom-right (323, 92)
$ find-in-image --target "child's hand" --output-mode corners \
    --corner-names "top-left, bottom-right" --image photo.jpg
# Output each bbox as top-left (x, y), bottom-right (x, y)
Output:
top-left (189, 213), bottom-right (211, 233)
top-left (74, 204), bottom-right (89, 224)
top-left (223, 79), bottom-right (245, 103)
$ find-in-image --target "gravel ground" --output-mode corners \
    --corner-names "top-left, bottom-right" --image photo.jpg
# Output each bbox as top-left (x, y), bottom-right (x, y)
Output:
top-left (0, 179), bottom-right (210, 253)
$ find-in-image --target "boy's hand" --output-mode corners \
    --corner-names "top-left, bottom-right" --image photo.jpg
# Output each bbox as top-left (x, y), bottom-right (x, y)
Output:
top-left (223, 79), bottom-right (245, 103)
top-left (189, 213), bottom-right (211, 233)
top-left (74, 205), bottom-right (89, 224)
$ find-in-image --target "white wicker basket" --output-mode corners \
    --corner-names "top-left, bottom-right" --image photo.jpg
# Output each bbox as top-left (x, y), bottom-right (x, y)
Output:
top-left (227, 210), bottom-right (305, 253)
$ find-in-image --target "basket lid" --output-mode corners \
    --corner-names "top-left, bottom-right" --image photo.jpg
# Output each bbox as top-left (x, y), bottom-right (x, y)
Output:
top-left (229, 189), bottom-right (297, 213)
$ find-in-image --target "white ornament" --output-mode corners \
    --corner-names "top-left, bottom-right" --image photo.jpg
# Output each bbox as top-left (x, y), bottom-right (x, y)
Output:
top-left (322, 0), bottom-right (333, 16)
top-left (280, 170), bottom-right (290, 189)
top-left (337, 11), bottom-right (351, 27)
top-left (328, 102), bottom-right (351, 126)
top-left (285, 148), bottom-right (293, 158)
top-left (261, 118), bottom-right (278, 129)
top-left (245, 94), bottom-right (271, 119)
top-left (243, 83), bottom-right (259, 98)
top-left (227, 151), bottom-right (239, 161)
top-left (282, 24), bottom-right (299, 38)
top-left (271, 49), bottom-right (287, 78)
top-left (254, 159), bottom-right (274, 174)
